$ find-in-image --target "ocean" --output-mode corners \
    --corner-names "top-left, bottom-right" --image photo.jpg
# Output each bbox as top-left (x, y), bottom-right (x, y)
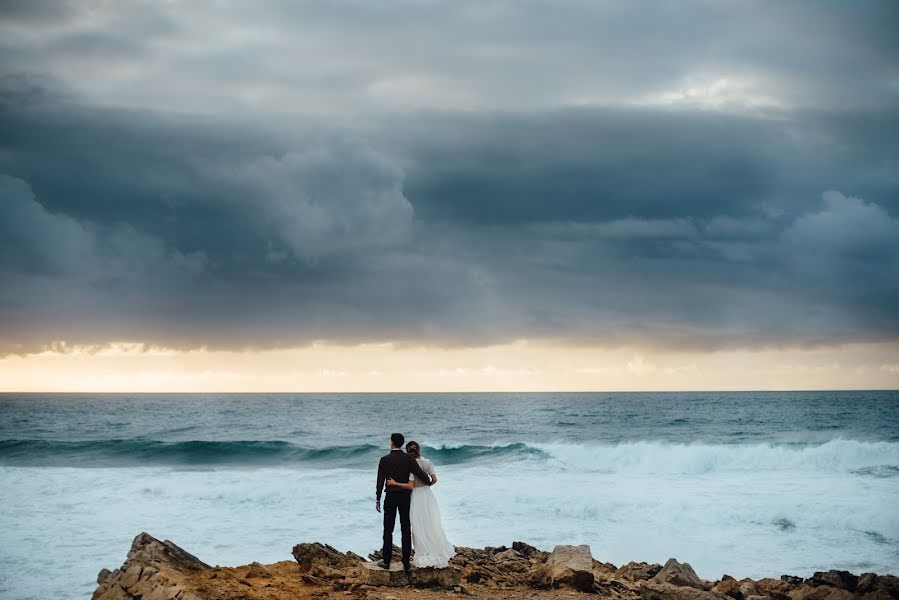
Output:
top-left (1, 391), bottom-right (898, 599)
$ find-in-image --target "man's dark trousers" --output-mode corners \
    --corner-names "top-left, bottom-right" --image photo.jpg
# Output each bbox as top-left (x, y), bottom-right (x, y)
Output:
top-left (382, 491), bottom-right (412, 567)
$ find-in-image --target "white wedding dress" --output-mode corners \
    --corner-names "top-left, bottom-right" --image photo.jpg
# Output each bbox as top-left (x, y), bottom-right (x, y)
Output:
top-left (409, 457), bottom-right (455, 567)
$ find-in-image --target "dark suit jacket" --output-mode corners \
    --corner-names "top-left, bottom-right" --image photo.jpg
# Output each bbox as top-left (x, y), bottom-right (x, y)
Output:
top-left (376, 449), bottom-right (433, 500)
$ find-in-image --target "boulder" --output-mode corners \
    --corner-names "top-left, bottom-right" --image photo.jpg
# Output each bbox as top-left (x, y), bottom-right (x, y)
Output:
top-left (806, 571), bottom-right (859, 592)
top-left (858, 574), bottom-right (878, 594)
top-left (546, 544), bottom-right (595, 592)
top-left (654, 558), bottom-right (706, 590)
top-left (714, 577), bottom-right (743, 598)
top-left (856, 574), bottom-right (899, 599)
top-left (756, 577), bottom-right (799, 600)
top-left (739, 581), bottom-right (761, 598)
top-left (790, 584), bottom-right (857, 600)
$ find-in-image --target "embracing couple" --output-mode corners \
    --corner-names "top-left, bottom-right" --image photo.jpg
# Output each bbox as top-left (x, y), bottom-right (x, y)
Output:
top-left (375, 433), bottom-right (455, 571)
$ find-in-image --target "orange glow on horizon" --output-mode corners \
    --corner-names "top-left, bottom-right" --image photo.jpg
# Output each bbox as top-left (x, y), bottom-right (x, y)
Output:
top-left (1, 340), bottom-right (898, 393)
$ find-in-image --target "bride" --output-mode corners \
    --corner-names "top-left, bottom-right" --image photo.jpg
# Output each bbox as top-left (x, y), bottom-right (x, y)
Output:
top-left (386, 441), bottom-right (455, 568)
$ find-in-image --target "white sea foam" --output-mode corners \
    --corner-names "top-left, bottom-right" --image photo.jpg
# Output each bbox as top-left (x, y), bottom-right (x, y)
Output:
top-left (529, 439), bottom-right (899, 475)
top-left (1, 440), bottom-right (898, 599)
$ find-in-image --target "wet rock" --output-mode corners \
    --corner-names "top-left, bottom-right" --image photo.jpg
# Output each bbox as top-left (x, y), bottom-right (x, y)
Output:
top-left (546, 544), bottom-right (595, 592)
top-left (806, 571), bottom-right (859, 592)
top-left (654, 559), bottom-right (706, 590)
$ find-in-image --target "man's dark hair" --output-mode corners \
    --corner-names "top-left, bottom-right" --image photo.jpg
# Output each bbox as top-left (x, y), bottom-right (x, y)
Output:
top-left (391, 432), bottom-right (405, 448)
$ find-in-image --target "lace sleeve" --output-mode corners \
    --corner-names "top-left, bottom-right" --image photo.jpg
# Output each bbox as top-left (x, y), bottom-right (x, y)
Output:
top-left (424, 458), bottom-right (436, 477)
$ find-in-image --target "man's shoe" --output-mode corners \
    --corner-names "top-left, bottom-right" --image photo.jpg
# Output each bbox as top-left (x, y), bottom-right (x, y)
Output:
top-left (376, 560), bottom-right (389, 570)
top-left (403, 563), bottom-right (412, 572)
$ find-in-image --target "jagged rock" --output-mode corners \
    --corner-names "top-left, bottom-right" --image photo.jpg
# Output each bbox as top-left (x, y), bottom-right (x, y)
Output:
top-left (546, 544), bottom-right (595, 592)
top-left (806, 571), bottom-right (859, 592)
top-left (92, 532), bottom-right (209, 600)
top-left (654, 558), bottom-right (706, 590)
top-left (91, 533), bottom-right (898, 599)
top-left (595, 560), bottom-right (619, 576)
top-left (619, 562), bottom-right (664, 582)
top-left (512, 541), bottom-right (545, 559)
top-left (494, 548), bottom-right (526, 562)
top-left (292, 542), bottom-right (358, 574)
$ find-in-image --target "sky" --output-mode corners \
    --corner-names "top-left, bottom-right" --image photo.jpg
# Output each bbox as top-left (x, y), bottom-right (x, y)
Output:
top-left (1, 0), bottom-right (898, 392)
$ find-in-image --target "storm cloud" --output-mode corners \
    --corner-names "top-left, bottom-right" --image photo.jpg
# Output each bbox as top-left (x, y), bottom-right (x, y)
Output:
top-left (1, 1), bottom-right (897, 355)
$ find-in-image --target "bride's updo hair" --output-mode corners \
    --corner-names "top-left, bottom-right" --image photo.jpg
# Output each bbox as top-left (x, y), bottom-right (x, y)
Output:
top-left (405, 441), bottom-right (421, 458)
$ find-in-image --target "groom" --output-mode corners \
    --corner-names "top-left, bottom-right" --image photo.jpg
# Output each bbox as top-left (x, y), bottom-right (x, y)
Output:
top-left (375, 432), bottom-right (434, 571)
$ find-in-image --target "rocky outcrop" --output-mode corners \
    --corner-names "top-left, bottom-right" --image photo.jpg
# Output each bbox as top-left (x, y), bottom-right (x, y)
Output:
top-left (92, 532), bottom-right (209, 600)
top-left (92, 532), bottom-right (899, 600)
top-left (449, 542), bottom-right (550, 588)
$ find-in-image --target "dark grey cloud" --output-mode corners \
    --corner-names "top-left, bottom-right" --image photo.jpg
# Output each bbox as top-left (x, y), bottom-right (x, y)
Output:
top-left (1, 79), bottom-right (898, 355)
top-left (1, 1), bottom-right (897, 355)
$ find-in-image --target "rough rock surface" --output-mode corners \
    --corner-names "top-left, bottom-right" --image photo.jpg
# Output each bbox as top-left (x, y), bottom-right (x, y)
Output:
top-left (347, 561), bottom-right (461, 587)
top-left (638, 581), bottom-right (729, 600)
top-left (546, 544), bottom-right (596, 592)
top-left (93, 532), bottom-right (209, 600)
top-left (654, 558), bottom-right (708, 590)
top-left (92, 532), bottom-right (899, 600)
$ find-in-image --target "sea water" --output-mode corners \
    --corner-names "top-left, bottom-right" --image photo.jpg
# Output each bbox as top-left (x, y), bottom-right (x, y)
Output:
top-left (1, 391), bottom-right (898, 599)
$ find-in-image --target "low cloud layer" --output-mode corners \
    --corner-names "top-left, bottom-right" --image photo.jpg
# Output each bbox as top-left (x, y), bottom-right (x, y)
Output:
top-left (1, 2), bottom-right (897, 356)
